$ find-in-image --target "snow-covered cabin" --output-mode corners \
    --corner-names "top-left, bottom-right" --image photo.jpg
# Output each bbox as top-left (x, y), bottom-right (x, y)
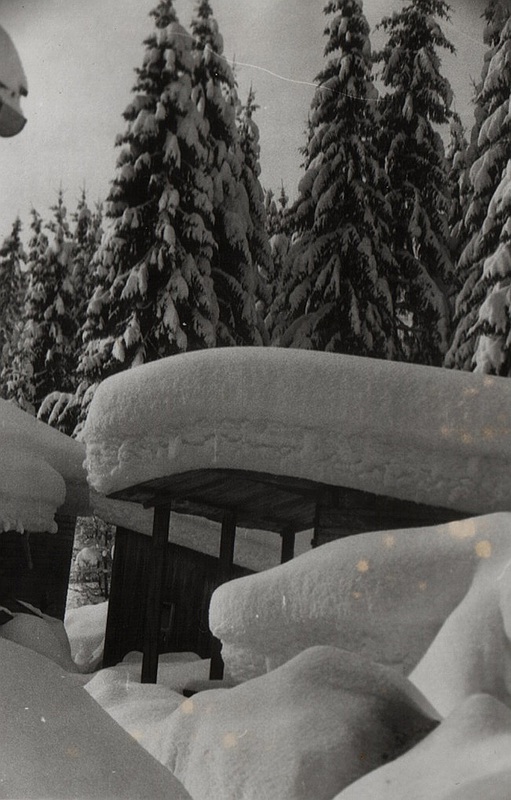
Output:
top-left (83, 348), bottom-right (511, 680)
top-left (0, 399), bottom-right (90, 618)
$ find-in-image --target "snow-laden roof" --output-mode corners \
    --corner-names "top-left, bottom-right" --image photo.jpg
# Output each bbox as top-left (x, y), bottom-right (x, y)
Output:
top-left (0, 25), bottom-right (27, 137)
top-left (0, 399), bottom-right (90, 516)
top-left (84, 348), bottom-right (511, 515)
top-left (0, 448), bottom-right (65, 533)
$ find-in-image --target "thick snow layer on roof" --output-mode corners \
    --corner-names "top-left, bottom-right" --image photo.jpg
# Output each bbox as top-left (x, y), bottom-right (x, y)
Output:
top-left (0, 447), bottom-right (65, 533)
top-left (209, 514), bottom-right (511, 683)
top-left (336, 694), bottom-right (511, 800)
top-left (149, 646), bottom-right (437, 800)
top-left (0, 399), bottom-right (90, 515)
top-left (93, 491), bottom-right (312, 571)
top-left (84, 348), bottom-right (511, 515)
top-left (0, 636), bottom-right (192, 799)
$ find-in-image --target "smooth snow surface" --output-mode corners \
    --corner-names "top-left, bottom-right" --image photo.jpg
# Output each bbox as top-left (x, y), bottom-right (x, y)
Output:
top-left (0, 610), bottom-right (80, 672)
top-left (0, 447), bottom-right (65, 532)
top-left (65, 600), bottom-right (108, 672)
top-left (335, 694), bottom-right (511, 800)
top-left (0, 398), bottom-right (90, 515)
top-left (85, 652), bottom-right (209, 761)
top-left (150, 646), bottom-right (438, 800)
top-left (0, 637), bottom-right (191, 799)
top-left (209, 514), bottom-right (511, 684)
top-left (84, 348), bottom-right (511, 514)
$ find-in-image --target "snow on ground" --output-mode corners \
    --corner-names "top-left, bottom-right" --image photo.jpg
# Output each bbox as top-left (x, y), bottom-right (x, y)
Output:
top-left (148, 646), bottom-right (438, 800)
top-left (0, 635), bottom-right (191, 799)
top-left (65, 600), bottom-right (108, 672)
top-left (335, 693), bottom-right (511, 800)
top-left (0, 447), bottom-right (65, 533)
top-left (5, 513), bottom-right (511, 798)
top-left (83, 348), bottom-right (511, 515)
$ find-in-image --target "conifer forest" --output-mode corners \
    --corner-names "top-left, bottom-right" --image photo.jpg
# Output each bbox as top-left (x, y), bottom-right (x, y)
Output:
top-left (1, 0), bottom-right (510, 435)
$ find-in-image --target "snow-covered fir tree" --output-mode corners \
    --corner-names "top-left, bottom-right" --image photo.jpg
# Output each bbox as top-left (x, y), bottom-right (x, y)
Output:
top-left (71, 190), bottom-right (103, 330)
top-left (445, 0), bottom-right (511, 371)
top-left (270, 0), bottom-right (398, 357)
top-left (263, 185), bottom-right (292, 335)
top-left (191, 0), bottom-right (262, 345)
top-left (237, 86), bottom-right (273, 343)
top-left (445, 113), bottom-right (471, 266)
top-left (38, 192), bottom-right (103, 434)
top-left (0, 217), bottom-right (26, 385)
top-left (376, 0), bottom-right (455, 365)
top-left (2, 196), bottom-right (75, 414)
top-left (77, 0), bottom-right (219, 423)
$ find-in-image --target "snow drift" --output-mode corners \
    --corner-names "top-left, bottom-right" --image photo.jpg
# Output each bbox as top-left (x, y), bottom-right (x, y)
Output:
top-left (149, 646), bottom-right (438, 800)
top-left (209, 514), bottom-right (511, 691)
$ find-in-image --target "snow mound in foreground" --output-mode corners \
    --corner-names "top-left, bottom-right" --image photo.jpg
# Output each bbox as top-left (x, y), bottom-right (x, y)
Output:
top-left (83, 347), bottom-right (511, 514)
top-left (0, 448), bottom-right (65, 533)
top-left (151, 646), bottom-right (437, 800)
top-left (335, 693), bottom-right (511, 800)
top-left (210, 514), bottom-right (511, 683)
top-left (0, 636), bottom-right (191, 799)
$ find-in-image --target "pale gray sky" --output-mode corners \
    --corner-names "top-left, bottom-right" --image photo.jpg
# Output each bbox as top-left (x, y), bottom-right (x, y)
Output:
top-left (0, 0), bottom-right (488, 242)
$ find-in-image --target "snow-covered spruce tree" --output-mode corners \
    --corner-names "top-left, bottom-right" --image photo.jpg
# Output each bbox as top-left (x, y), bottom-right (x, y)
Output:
top-left (76, 1), bottom-right (219, 425)
top-left (191, 0), bottom-right (262, 345)
top-left (445, 0), bottom-right (511, 371)
top-left (376, 0), bottom-right (455, 366)
top-left (38, 191), bottom-right (103, 434)
top-left (0, 217), bottom-right (26, 386)
top-left (445, 113), bottom-right (470, 266)
top-left (2, 195), bottom-right (75, 414)
top-left (237, 87), bottom-right (273, 343)
top-left (270, 0), bottom-right (398, 357)
top-left (263, 185), bottom-right (292, 336)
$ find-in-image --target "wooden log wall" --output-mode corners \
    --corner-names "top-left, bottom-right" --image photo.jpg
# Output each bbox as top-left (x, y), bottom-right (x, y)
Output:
top-left (103, 527), bottom-right (253, 669)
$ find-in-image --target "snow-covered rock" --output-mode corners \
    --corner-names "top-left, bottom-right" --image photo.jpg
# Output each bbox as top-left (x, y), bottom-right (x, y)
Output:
top-left (0, 448), bottom-right (65, 533)
top-left (335, 693), bottom-right (511, 800)
top-left (209, 514), bottom-right (511, 683)
top-left (0, 636), bottom-right (191, 799)
top-left (151, 646), bottom-right (438, 800)
top-left (83, 348), bottom-right (511, 515)
top-left (65, 600), bottom-right (108, 672)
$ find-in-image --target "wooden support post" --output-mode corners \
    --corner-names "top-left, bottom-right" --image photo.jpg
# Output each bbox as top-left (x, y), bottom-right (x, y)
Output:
top-left (141, 504), bottom-right (171, 684)
top-left (280, 529), bottom-right (295, 563)
top-left (209, 509), bottom-right (237, 681)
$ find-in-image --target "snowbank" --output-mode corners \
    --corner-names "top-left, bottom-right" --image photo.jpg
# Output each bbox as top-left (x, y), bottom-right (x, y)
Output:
top-left (150, 646), bottom-right (437, 800)
top-left (0, 398), bottom-right (90, 516)
top-left (336, 693), bottom-right (511, 800)
top-left (65, 601), bottom-right (108, 672)
top-left (209, 514), bottom-right (511, 683)
top-left (0, 447), bottom-right (65, 533)
top-left (85, 652), bottom-right (210, 760)
top-left (0, 636), bottom-right (191, 799)
top-left (83, 348), bottom-right (511, 514)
